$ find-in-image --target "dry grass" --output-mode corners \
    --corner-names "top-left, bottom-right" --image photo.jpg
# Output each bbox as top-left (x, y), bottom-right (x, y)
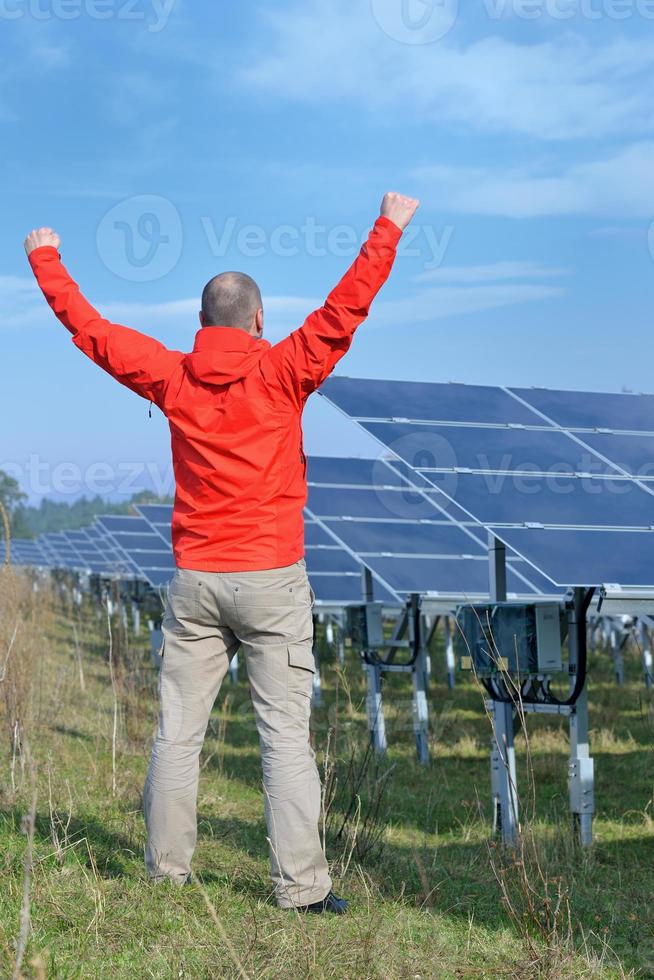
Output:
top-left (0, 579), bottom-right (650, 978)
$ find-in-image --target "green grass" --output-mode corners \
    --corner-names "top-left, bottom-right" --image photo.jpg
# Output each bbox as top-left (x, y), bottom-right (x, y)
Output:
top-left (1, 594), bottom-right (654, 978)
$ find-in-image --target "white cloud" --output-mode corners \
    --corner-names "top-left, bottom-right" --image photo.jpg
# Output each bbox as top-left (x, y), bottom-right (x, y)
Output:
top-left (374, 283), bottom-right (566, 326)
top-left (413, 142), bottom-right (654, 217)
top-left (0, 276), bottom-right (46, 329)
top-left (105, 294), bottom-right (322, 342)
top-left (240, 2), bottom-right (654, 141)
top-left (414, 261), bottom-right (571, 283)
top-left (8, 274), bottom-right (563, 337)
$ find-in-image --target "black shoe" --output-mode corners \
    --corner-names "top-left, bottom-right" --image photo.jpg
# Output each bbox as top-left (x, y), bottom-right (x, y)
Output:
top-left (296, 891), bottom-right (348, 915)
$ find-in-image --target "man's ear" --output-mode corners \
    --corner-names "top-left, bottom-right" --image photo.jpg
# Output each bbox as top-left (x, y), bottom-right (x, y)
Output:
top-left (250, 310), bottom-right (263, 340)
top-left (199, 311), bottom-right (205, 327)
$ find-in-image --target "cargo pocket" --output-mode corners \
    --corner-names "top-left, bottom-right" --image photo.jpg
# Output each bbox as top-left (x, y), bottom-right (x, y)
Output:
top-left (287, 643), bottom-right (316, 700)
top-left (165, 579), bottom-right (201, 635)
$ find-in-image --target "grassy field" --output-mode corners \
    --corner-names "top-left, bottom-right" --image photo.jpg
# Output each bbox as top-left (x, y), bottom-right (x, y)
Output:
top-left (1, 571), bottom-right (653, 979)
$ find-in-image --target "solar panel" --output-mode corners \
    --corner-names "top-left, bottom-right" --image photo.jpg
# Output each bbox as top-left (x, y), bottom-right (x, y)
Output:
top-left (135, 504), bottom-right (175, 525)
top-left (442, 473), bottom-right (654, 529)
top-left (324, 376), bottom-right (539, 425)
top-left (362, 422), bottom-right (620, 476)
top-left (134, 505), bottom-right (174, 546)
top-left (511, 386), bottom-right (654, 433)
top-left (320, 378), bottom-right (654, 589)
top-left (360, 555), bottom-right (521, 596)
top-left (306, 456), bottom-right (410, 487)
top-left (571, 432), bottom-right (654, 480)
top-left (498, 527), bottom-right (654, 588)
top-left (6, 540), bottom-right (50, 567)
top-left (97, 515), bottom-right (154, 535)
top-left (306, 457), bottom-right (560, 601)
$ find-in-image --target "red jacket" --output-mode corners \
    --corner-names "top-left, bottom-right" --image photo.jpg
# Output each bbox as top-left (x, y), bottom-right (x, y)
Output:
top-left (28, 215), bottom-right (402, 571)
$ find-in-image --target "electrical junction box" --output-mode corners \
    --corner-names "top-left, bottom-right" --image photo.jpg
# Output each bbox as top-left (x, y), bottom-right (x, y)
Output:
top-left (346, 602), bottom-right (385, 650)
top-left (455, 602), bottom-right (563, 676)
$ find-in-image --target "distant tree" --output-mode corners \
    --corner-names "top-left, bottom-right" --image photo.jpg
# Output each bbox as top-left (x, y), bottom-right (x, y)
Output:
top-left (0, 471), bottom-right (27, 515)
top-left (11, 490), bottom-right (173, 538)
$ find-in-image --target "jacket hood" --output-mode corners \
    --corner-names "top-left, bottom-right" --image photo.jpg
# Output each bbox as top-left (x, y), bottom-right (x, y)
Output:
top-left (184, 326), bottom-right (271, 385)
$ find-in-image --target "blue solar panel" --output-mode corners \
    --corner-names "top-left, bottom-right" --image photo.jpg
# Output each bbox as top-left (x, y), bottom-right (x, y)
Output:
top-left (321, 519), bottom-right (484, 557)
top-left (498, 527), bottom-right (654, 588)
top-left (511, 387), bottom-right (654, 433)
top-left (573, 432), bottom-right (654, 480)
top-left (128, 551), bottom-right (176, 571)
top-left (358, 555), bottom-right (540, 597)
top-left (142, 568), bottom-right (173, 588)
top-left (109, 533), bottom-right (170, 552)
top-left (304, 521), bottom-right (335, 547)
top-left (362, 422), bottom-right (619, 476)
top-left (446, 473), bottom-right (654, 529)
top-left (307, 485), bottom-right (448, 522)
top-left (97, 515), bottom-right (153, 534)
top-left (135, 504), bottom-right (174, 524)
top-left (322, 377), bottom-right (540, 425)
top-left (309, 573), bottom-right (398, 604)
top-left (304, 548), bottom-right (360, 574)
top-left (320, 381), bottom-right (654, 589)
top-left (306, 456), bottom-right (410, 487)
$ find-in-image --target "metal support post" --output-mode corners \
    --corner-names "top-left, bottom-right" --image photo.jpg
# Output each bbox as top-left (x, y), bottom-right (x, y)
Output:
top-left (444, 615), bottom-right (456, 689)
top-left (312, 621), bottom-right (323, 706)
top-left (639, 620), bottom-right (653, 690)
top-left (366, 662), bottom-right (387, 755)
top-left (610, 625), bottom-right (625, 686)
top-left (150, 626), bottom-right (164, 668)
top-left (362, 565), bottom-right (386, 753)
top-left (229, 651), bottom-right (239, 684)
top-left (568, 588), bottom-right (594, 846)
top-left (488, 533), bottom-right (519, 845)
top-left (409, 594), bottom-right (430, 765)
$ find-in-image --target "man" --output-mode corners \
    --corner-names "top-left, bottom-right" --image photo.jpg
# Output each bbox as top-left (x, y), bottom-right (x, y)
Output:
top-left (24, 192), bottom-right (419, 913)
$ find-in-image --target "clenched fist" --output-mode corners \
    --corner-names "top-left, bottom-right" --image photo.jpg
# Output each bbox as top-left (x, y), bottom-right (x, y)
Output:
top-left (24, 227), bottom-right (61, 257)
top-left (380, 192), bottom-right (420, 232)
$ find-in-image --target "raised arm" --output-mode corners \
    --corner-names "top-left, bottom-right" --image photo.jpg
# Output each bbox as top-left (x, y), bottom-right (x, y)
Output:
top-left (24, 228), bottom-right (183, 410)
top-left (263, 193), bottom-right (419, 405)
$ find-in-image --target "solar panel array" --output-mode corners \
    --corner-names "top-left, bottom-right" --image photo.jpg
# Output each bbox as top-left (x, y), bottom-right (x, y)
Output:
top-left (5, 453), bottom-right (562, 604)
top-left (321, 378), bottom-right (654, 589)
top-left (305, 457), bottom-right (559, 601)
top-left (9, 372), bottom-right (654, 600)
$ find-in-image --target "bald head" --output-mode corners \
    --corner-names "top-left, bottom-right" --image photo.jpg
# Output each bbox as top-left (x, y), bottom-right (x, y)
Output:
top-left (201, 272), bottom-right (263, 332)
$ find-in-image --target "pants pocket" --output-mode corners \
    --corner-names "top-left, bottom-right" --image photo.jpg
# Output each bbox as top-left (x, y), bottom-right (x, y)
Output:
top-left (287, 643), bottom-right (315, 699)
top-left (165, 575), bottom-right (201, 634)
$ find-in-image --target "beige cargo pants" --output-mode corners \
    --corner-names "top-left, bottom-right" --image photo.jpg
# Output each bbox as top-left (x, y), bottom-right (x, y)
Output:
top-left (143, 559), bottom-right (332, 908)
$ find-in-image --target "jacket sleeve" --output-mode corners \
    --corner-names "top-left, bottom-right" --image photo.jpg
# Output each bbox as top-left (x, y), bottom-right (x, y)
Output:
top-left (28, 246), bottom-right (183, 409)
top-left (263, 215), bottom-right (402, 405)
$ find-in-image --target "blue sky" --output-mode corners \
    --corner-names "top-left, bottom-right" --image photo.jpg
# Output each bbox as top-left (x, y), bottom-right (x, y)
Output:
top-left (2, 0), bottom-right (654, 502)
